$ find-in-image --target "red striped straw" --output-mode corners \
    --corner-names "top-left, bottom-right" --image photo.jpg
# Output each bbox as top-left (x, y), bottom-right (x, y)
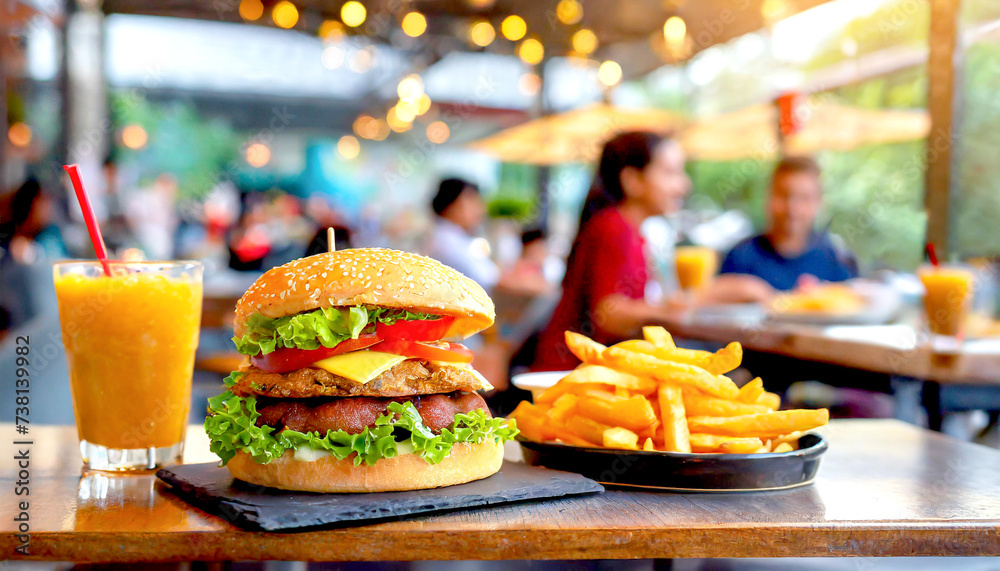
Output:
top-left (63, 164), bottom-right (111, 276)
top-left (925, 242), bottom-right (939, 267)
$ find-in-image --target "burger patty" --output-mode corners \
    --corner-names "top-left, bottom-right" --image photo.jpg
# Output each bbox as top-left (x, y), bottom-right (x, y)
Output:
top-left (255, 391), bottom-right (489, 435)
top-left (230, 360), bottom-right (485, 398)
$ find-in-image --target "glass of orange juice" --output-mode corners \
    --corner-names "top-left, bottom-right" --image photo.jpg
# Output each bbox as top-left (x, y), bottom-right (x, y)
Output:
top-left (918, 265), bottom-right (974, 343)
top-left (53, 261), bottom-right (203, 471)
top-left (675, 246), bottom-right (718, 291)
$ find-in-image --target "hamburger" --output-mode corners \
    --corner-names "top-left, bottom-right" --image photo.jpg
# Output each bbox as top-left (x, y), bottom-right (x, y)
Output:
top-left (204, 248), bottom-right (518, 492)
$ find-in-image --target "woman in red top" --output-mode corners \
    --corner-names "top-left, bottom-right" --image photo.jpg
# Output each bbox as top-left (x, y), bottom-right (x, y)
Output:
top-left (532, 131), bottom-right (690, 371)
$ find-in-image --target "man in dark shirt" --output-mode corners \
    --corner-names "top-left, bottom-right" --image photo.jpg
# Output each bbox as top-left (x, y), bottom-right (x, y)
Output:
top-left (710, 156), bottom-right (856, 302)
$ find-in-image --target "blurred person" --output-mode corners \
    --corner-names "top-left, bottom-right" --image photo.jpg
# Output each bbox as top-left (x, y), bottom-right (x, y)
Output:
top-left (304, 195), bottom-right (354, 255)
top-left (498, 228), bottom-right (555, 296)
top-left (710, 156), bottom-right (857, 302)
top-left (0, 177), bottom-right (67, 260)
top-left (0, 177), bottom-right (68, 329)
top-left (126, 173), bottom-right (179, 259)
top-left (100, 154), bottom-right (137, 254)
top-left (532, 131), bottom-right (691, 371)
top-left (228, 197), bottom-right (271, 272)
top-left (423, 178), bottom-right (500, 291)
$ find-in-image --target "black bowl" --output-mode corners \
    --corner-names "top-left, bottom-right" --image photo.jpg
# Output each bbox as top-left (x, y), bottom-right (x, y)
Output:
top-left (518, 433), bottom-right (827, 492)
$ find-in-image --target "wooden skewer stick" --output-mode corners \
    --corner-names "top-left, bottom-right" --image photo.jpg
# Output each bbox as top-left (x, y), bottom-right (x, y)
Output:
top-left (327, 227), bottom-right (336, 253)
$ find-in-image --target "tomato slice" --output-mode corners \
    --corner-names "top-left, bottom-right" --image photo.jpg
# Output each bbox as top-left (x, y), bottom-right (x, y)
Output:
top-left (376, 338), bottom-right (474, 363)
top-left (376, 316), bottom-right (454, 342)
top-left (251, 334), bottom-right (381, 373)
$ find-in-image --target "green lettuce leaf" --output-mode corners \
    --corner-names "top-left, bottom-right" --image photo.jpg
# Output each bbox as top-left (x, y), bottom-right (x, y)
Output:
top-left (233, 306), bottom-right (441, 356)
top-left (204, 390), bottom-right (519, 467)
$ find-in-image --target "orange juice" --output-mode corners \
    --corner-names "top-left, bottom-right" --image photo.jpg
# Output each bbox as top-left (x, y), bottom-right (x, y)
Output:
top-left (675, 246), bottom-right (718, 290)
top-left (918, 266), bottom-right (974, 337)
top-left (54, 262), bottom-right (202, 468)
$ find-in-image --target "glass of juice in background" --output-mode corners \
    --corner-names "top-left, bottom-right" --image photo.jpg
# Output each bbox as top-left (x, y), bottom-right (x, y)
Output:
top-left (675, 246), bottom-right (718, 291)
top-left (918, 265), bottom-right (974, 347)
top-left (53, 261), bottom-right (203, 470)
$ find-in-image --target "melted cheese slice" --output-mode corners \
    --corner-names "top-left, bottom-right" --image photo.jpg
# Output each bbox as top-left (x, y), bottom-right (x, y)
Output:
top-left (312, 351), bottom-right (407, 384)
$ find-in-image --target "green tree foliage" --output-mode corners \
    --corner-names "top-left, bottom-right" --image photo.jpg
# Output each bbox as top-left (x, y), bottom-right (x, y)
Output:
top-left (111, 94), bottom-right (239, 199)
top-left (952, 41), bottom-right (1000, 258)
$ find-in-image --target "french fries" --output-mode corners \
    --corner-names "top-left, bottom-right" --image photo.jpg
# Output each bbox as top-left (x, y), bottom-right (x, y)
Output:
top-left (564, 331), bottom-right (609, 365)
top-left (658, 384), bottom-right (691, 453)
top-left (683, 390), bottom-right (771, 417)
top-left (687, 409), bottom-right (830, 438)
top-left (603, 346), bottom-right (740, 399)
top-left (508, 327), bottom-right (829, 455)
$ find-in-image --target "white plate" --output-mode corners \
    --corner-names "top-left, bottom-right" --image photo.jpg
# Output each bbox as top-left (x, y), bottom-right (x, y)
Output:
top-left (511, 370), bottom-right (572, 401)
top-left (768, 280), bottom-right (904, 326)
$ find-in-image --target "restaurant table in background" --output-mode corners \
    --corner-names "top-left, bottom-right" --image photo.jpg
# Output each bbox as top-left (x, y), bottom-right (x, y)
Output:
top-left (2, 420), bottom-right (999, 563)
top-left (661, 313), bottom-right (1000, 430)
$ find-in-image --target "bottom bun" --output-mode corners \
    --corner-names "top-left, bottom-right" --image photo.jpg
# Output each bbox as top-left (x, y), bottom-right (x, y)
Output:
top-left (226, 440), bottom-right (505, 493)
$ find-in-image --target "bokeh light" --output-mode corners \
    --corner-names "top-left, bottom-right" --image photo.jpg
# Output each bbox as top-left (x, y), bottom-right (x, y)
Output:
top-left (337, 135), bottom-right (361, 159)
top-left (598, 60), bottom-right (622, 86)
top-left (353, 114), bottom-right (377, 139)
top-left (394, 101), bottom-right (417, 123)
top-left (121, 124), bottom-right (148, 149)
top-left (518, 37), bottom-right (544, 65)
top-left (238, 0), bottom-right (263, 21)
top-left (349, 46), bottom-right (376, 72)
top-left (319, 19), bottom-right (345, 41)
top-left (341, 1), bottom-right (367, 28)
top-left (571, 28), bottom-right (597, 54)
top-left (397, 74), bottom-right (424, 102)
top-left (271, 1), bottom-right (299, 29)
top-left (7, 122), bottom-right (32, 147)
top-left (245, 142), bottom-right (270, 167)
top-left (416, 93), bottom-right (432, 115)
top-left (426, 121), bottom-right (450, 144)
top-left (517, 72), bottom-right (541, 96)
top-left (761, 0), bottom-right (789, 22)
top-left (386, 107), bottom-right (412, 132)
top-left (663, 16), bottom-right (686, 44)
top-left (401, 11), bottom-right (427, 37)
top-left (469, 20), bottom-right (495, 47)
top-left (501, 15), bottom-right (526, 41)
top-left (556, 0), bottom-right (583, 25)
top-left (321, 45), bottom-right (345, 69)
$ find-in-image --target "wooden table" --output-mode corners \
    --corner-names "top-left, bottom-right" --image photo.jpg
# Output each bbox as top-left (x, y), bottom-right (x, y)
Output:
top-left (2, 419), bottom-right (999, 562)
top-left (664, 317), bottom-right (1000, 386)
top-left (665, 316), bottom-right (1000, 430)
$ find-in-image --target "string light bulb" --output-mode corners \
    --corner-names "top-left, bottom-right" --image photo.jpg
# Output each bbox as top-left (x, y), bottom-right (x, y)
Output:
top-left (469, 20), bottom-right (496, 47)
top-left (501, 15), bottom-right (527, 41)
top-left (121, 125), bottom-right (148, 149)
top-left (518, 37), bottom-right (544, 65)
top-left (245, 142), bottom-right (270, 167)
top-left (401, 11), bottom-right (427, 37)
top-left (341, 1), bottom-right (367, 28)
top-left (555, 0), bottom-right (583, 25)
top-left (239, 0), bottom-right (263, 21)
top-left (7, 122), bottom-right (32, 147)
top-left (663, 16), bottom-right (686, 44)
top-left (271, 1), bottom-right (299, 29)
top-left (598, 60), bottom-right (622, 86)
top-left (337, 135), bottom-right (361, 159)
top-left (571, 28), bottom-right (597, 54)
top-left (426, 121), bottom-right (450, 144)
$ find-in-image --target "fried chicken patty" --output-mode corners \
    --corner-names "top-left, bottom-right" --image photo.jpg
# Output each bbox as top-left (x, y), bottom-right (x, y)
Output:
top-left (255, 391), bottom-right (489, 435)
top-left (230, 360), bottom-right (487, 398)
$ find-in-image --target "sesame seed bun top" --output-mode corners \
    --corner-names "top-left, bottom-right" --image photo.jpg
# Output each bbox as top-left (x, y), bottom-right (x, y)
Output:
top-left (233, 248), bottom-right (495, 339)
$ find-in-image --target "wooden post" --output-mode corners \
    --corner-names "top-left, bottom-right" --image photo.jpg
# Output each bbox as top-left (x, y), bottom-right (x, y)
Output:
top-left (924, 0), bottom-right (963, 257)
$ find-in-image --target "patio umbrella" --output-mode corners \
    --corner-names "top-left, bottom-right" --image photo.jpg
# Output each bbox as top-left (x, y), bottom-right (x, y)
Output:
top-left (679, 100), bottom-right (931, 161)
top-left (466, 103), bottom-right (686, 165)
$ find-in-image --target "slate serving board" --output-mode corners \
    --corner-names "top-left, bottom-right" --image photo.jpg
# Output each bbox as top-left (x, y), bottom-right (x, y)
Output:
top-left (156, 461), bottom-right (603, 531)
